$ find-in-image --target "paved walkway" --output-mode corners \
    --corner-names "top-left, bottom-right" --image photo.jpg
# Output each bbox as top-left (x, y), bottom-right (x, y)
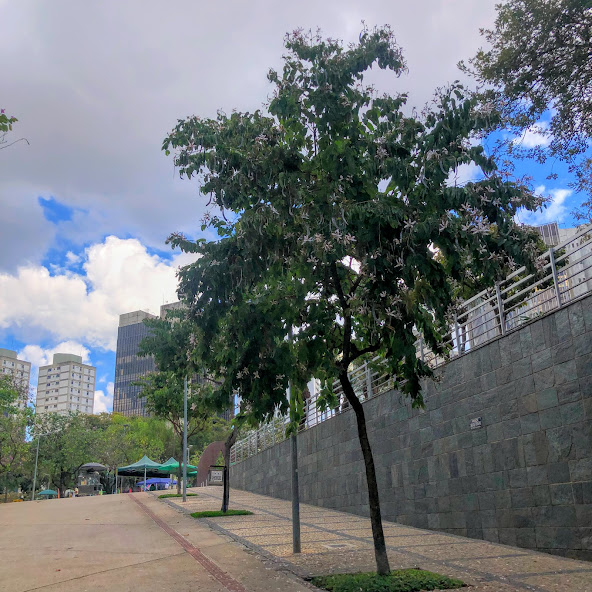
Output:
top-left (0, 492), bottom-right (310, 592)
top-left (162, 486), bottom-right (592, 592)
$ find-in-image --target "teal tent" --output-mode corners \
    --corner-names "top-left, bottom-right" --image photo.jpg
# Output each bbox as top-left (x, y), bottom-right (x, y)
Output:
top-left (38, 489), bottom-right (57, 498)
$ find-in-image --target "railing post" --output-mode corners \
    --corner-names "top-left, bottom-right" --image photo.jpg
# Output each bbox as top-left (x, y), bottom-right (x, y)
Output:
top-left (495, 283), bottom-right (506, 336)
top-left (365, 362), bottom-right (373, 400)
top-left (549, 247), bottom-right (563, 308)
top-left (454, 314), bottom-right (461, 356)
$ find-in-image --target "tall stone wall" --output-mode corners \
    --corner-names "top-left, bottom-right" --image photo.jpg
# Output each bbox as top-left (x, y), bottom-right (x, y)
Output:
top-left (230, 295), bottom-right (592, 559)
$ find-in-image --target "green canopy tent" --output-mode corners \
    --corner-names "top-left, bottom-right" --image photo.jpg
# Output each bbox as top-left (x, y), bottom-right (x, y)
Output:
top-left (157, 459), bottom-right (198, 475)
top-left (116, 456), bottom-right (163, 492)
top-left (158, 460), bottom-right (197, 493)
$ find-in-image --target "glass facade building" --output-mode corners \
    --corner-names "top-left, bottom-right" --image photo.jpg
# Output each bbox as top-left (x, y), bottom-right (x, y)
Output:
top-left (113, 311), bottom-right (157, 416)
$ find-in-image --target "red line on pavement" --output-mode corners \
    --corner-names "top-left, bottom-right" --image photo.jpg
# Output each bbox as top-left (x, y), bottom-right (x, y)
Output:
top-left (130, 494), bottom-right (247, 592)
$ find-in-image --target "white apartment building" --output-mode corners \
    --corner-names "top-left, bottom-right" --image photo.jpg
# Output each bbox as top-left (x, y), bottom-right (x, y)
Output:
top-left (36, 353), bottom-right (96, 416)
top-left (0, 348), bottom-right (31, 407)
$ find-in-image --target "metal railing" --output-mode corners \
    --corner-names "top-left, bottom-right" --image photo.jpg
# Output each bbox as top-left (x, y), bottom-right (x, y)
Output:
top-left (231, 223), bottom-right (592, 465)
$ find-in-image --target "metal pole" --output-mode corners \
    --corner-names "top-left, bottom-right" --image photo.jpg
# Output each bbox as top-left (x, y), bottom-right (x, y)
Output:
top-left (495, 283), bottom-right (506, 336)
top-left (549, 247), bottom-right (563, 308)
top-left (32, 435), bottom-right (41, 501)
top-left (144, 466), bottom-right (146, 491)
top-left (288, 327), bottom-right (301, 554)
top-left (183, 375), bottom-right (188, 503)
top-left (454, 314), bottom-right (461, 356)
top-left (290, 431), bottom-right (301, 553)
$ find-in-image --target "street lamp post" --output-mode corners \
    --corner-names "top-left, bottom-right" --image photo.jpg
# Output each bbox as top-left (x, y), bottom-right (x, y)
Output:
top-left (31, 431), bottom-right (54, 501)
top-left (183, 375), bottom-right (188, 503)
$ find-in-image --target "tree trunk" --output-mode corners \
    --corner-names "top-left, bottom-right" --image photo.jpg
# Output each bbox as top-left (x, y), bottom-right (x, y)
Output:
top-left (221, 428), bottom-right (237, 513)
top-left (3, 475), bottom-right (8, 504)
top-left (339, 372), bottom-right (390, 575)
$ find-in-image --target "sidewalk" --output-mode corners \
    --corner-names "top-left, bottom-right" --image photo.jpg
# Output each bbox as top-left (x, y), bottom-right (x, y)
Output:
top-left (162, 486), bottom-right (592, 592)
top-left (0, 492), bottom-right (311, 592)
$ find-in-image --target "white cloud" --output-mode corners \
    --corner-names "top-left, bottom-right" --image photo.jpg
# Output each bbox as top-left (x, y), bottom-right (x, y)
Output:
top-left (94, 381), bottom-right (114, 414)
top-left (514, 123), bottom-right (551, 149)
top-left (1, 236), bottom-right (196, 351)
top-left (520, 185), bottom-right (573, 226)
top-left (446, 162), bottom-right (482, 187)
top-left (19, 341), bottom-right (91, 369)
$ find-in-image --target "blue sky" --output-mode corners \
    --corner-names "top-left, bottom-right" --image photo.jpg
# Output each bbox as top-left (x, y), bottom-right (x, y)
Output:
top-left (0, 1), bottom-right (588, 413)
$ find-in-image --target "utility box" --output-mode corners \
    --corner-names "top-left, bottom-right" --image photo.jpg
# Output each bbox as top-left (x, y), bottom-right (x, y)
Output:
top-left (207, 465), bottom-right (224, 486)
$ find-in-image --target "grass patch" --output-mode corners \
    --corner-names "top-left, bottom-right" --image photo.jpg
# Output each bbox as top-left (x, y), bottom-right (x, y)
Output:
top-left (311, 569), bottom-right (464, 592)
top-left (158, 493), bottom-right (199, 499)
top-left (190, 509), bottom-right (253, 518)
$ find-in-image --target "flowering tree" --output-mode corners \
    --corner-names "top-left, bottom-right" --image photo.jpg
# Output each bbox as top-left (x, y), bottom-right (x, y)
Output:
top-left (163, 27), bottom-right (541, 574)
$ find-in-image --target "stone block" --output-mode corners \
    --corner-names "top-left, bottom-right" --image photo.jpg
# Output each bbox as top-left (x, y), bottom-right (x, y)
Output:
top-left (575, 504), bottom-right (592, 528)
top-left (557, 381), bottom-right (582, 404)
top-left (532, 348), bottom-right (552, 373)
top-left (576, 353), bottom-right (592, 379)
top-left (550, 483), bottom-right (574, 505)
top-left (513, 508), bottom-right (535, 528)
top-left (555, 308), bottom-right (572, 342)
top-left (523, 432), bottom-right (550, 466)
top-left (547, 462), bottom-right (571, 484)
top-left (502, 418), bottom-right (522, 439)
top-left (495, 490), bottom-right (512, 508)
top-left (527, 465), bottom-right (548, 486)
top-left (539, 408), bottom-right (563, 430)
top-left (537, 388), bottom-right (559, 410)
top-left (573, 422), bottom-right (592, 459)
top-left (533, 484), bottom-right (551, 506)
top-left (534, 367), bottom-right (556, 392)
top-left (533, 505), bottom-right (577, 527)
top-left (483, 528), bottom-right (500, 543)
top-left (555, 359), bottom-right (578, 385)
top-left (521, 412), bottom-right (541, 435)
top-left (498, 528), bottom-right (517, 546)
top-left (574, 332), bottom-right (592, 357)
top-left (546, 427), bottom-right (574, 463)
top-left (568, 301), bottom-right (586, 336)
top-left (552, 340), bottom-right (574, 365)
top-left (519, 393), bottom-right (539, 415)
top-left (516, 528), bottom-right (537, 549)
top-left (512, 357), bottom-right (532, 381)
top-left (536, 527), bottom-right (577, 549)
top-left (561, 401), bottom-right (584, 426)
top-left (511, 487), bottom-right (534, 509)
top-left (509, 468), bottom-right (528, 489)
top-left (487, 422), bottom-right (504, 443)
top-left (570, 458), bottom-right (592, 482)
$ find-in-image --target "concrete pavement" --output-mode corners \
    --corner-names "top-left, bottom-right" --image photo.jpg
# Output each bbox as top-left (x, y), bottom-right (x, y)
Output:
top-left (0, 493), bottom-right (311, 592)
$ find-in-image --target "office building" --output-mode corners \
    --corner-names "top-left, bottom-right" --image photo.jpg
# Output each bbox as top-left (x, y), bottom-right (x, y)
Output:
top-left (36, 353), bottom-right (96, 415)
top-left (0, 348), bottom-right (31, 407)
top-left (112, 310), bottom-right (158, 416)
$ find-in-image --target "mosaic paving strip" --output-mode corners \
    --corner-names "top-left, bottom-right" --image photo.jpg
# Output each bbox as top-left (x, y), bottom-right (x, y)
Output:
top-left (187, 488), bottom-right (592, 592)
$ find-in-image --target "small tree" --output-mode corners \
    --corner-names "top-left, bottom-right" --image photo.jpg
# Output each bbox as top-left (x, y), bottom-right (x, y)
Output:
top-left (460, 0), bottom-right (592, 219)
top-left (163, 27), bottom-right (541, 573)
top-left (0, 375), bottom-right (31, 501)
top-left (139, 309), bottom-right (237, 504)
